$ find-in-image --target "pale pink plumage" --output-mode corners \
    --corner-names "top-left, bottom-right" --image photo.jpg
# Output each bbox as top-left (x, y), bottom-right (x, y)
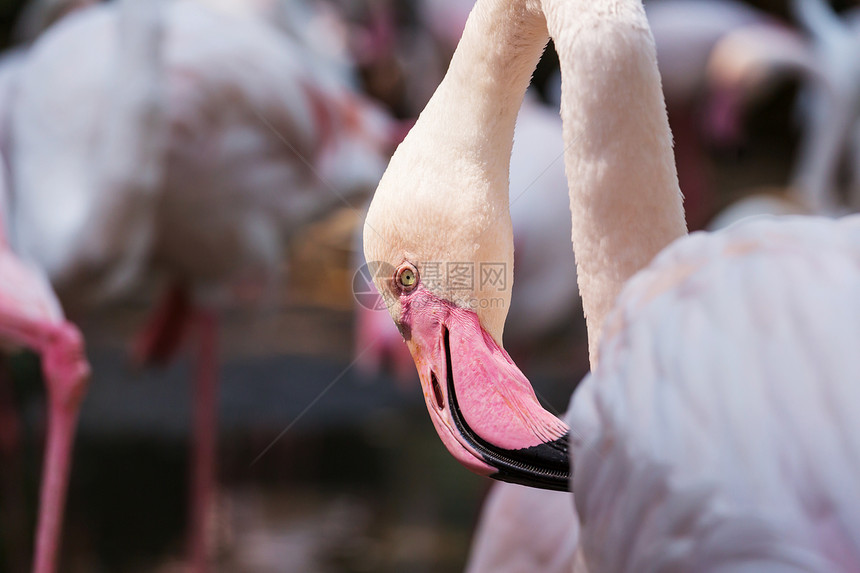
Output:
top-left (569, 215), bottom-right (860, 572)
top-left (466, 482), bottom-right (578, 573)
top-left (355, 97), bottom-right (578, 383)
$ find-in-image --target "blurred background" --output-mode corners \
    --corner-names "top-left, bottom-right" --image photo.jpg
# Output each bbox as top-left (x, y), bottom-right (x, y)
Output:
top-left (0, 0), bottom-right (859, 571)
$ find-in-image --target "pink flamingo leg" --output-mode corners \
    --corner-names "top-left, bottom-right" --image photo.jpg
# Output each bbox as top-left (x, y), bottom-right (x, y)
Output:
top-left (131, 285), bottom-right (192, 367)
top-left (188, 309), bottom-right (218, 573)
top-left (32, 323), bottom-right (89, 573)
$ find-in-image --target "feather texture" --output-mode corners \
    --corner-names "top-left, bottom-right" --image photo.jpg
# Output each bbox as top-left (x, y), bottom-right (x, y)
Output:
top-left (570, 215), bottom-right (860, 572)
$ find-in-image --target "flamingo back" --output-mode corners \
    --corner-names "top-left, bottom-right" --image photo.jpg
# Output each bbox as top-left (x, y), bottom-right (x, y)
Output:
top-left (569, 215), bottom-right (860, 572)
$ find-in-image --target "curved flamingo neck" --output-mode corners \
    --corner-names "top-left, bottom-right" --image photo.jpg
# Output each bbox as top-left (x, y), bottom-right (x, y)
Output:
top-left (366, 0), bottom-right (548, 342)
top-left (420, 0), bottom-right (548, 171)
top-left (544, 0), bottom-right (686, 364)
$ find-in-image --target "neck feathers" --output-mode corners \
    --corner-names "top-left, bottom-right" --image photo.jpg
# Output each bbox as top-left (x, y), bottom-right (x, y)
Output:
top-left (407, 0), bottom-right (549, 202)
top-left (368, 0), bottom-right (549, 341)
top-left (545, 0), bottom-right (686, 364)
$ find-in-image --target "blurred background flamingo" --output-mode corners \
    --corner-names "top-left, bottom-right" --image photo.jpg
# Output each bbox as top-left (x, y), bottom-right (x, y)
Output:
top-left (4, 0), bottom-right (393, 570)
top-left (705, 0), bottom-right (860, 227)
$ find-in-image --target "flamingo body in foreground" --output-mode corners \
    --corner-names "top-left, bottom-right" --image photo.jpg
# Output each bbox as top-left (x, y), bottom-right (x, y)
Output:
top-left (465, 481), bottom-right (578, 573)
top-left (364, 0), bottom-right (860, 569)
top-left (568, 215), bottom-right (860, 571)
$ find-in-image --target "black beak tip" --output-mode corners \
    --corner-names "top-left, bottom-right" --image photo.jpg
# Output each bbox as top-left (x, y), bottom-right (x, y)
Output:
top-left (442, 326), bottom-right (571, 491)
top-left (488, 433), bottom-right (571, 492)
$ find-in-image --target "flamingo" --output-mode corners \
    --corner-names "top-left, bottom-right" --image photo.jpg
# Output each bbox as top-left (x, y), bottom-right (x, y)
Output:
top-left (363, 0), bottom-right (682, 488)
top-left (8, 0), bottom-right (391, 570)
top-left (0, 157), bottom-right (90, 573)
top-left (364, 0), bottom-right (860, 570)
top-left (355, 95), bottom-right (581, 384)
top-left (777, 0), bottom-right (860, 213)
top-left (705, 0), bottom-right (860, 221)
top-left (704, 19), bottom-right (814, 148)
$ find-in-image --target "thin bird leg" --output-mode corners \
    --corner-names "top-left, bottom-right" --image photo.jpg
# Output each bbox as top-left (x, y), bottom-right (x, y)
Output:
top-left (131, 284), bottom-right (192, 367)
top-left (188, 308), bottom-right (219, 573)
top-left (32, 322), bottom-right (89, 573)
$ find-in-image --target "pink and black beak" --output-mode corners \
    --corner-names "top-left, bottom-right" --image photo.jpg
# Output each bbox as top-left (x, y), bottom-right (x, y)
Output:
top-left (398, 285), bottom-right (570, 491)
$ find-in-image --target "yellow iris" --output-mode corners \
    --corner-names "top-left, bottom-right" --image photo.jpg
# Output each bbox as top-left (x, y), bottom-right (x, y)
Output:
top-left (397, 265), bottom-right (417, 290)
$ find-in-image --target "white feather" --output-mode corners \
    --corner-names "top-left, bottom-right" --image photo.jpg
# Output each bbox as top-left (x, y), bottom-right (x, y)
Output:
top-left (569, 215), bottom-right (860, 572)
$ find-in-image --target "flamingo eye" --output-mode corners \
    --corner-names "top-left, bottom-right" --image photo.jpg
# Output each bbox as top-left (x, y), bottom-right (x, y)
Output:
top-left (396, 264), bottom-right (418, 291)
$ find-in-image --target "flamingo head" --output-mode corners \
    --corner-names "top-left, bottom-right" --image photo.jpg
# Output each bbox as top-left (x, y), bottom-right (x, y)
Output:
top-left (705, 22), bottom-right (815, 145)
top-left (362, 122), bottom-right (570, 491)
